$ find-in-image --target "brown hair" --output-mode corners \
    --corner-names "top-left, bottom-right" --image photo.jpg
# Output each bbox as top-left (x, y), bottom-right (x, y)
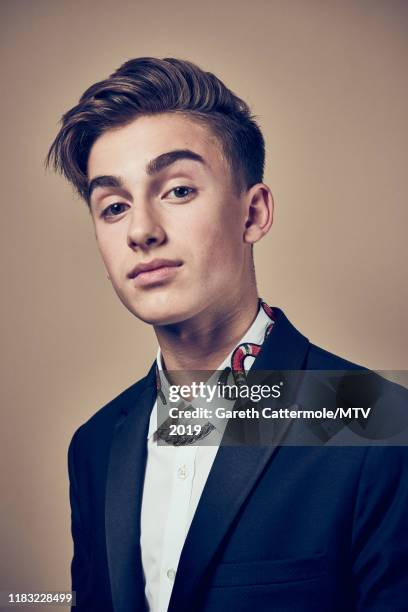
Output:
top-left (46, 57), bottom-right (265, 203)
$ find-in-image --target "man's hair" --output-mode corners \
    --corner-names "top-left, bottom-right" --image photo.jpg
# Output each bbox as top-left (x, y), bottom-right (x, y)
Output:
top-left (46, 57), bottom-right (265, 203)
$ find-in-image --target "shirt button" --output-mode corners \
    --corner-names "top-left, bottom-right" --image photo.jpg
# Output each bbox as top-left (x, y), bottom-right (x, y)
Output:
top-left (166, 568), bottom-right (176, 581)
top-left (177, 465), bottom-right (188, 480)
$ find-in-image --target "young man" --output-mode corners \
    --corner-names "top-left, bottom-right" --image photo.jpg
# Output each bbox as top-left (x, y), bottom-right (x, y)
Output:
top-left (48, 58), bottom-right (408, 611)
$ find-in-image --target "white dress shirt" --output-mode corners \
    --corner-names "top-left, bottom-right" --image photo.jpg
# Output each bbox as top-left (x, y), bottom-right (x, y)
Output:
top-left (140, 302), bottom-right (273, 612)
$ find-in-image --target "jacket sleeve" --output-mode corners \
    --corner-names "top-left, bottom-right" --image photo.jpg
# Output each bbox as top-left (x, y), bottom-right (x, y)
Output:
top-left (67, 427), bottom-right (92, 610)
top-left (352, 445), bottom-right (408, 610)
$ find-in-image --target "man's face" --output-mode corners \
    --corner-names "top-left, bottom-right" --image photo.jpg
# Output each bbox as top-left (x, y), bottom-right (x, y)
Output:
top-left (87, 113), bottom-right (254, 325)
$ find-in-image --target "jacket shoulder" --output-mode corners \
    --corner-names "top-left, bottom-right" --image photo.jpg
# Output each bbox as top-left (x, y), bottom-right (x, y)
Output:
top-left (306, 343), bottom-right (365, 371)
top-left (69, 373), bottom-right (152, 453)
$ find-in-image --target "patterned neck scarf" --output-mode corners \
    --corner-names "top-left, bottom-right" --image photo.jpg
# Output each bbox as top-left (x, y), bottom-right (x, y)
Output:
top-left (154, 300), bottom-right (275, 445)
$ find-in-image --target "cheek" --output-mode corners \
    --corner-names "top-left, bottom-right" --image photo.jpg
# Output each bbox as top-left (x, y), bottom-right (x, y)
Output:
top-left (95, 233), bottom-right (113, 266)
top-left (187, 216), bottom-right (244, 273)
top-left (188, 195), bottom-right (243, 241)
top-left (94, 223), bottom-right (127, 270)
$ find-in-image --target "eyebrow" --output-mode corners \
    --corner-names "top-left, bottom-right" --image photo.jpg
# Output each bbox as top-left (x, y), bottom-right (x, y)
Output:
top-left (87, 175), bottom-right (124, 201)
top-left (87, 149), bottom-right (206, 201)
top-left (146, 149), bottom-right (205, 175)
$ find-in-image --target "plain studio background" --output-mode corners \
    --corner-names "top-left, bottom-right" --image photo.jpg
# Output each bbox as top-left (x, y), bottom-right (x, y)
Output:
top-left (0, 0), bottom-right (407, 602)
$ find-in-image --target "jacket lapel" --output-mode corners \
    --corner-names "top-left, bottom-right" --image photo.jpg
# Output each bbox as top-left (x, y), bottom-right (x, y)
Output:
top-left (168, 307), bottom-right (311, 612)
top-left (105, 366), bottom-right (156, 612)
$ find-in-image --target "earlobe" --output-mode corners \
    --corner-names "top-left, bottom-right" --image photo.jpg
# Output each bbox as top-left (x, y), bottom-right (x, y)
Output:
top-left (243, 184), bottom-right (274, 245)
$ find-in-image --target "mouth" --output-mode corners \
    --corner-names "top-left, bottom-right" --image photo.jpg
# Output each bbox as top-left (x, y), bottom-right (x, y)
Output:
top-left (128, 259), bottom-right (183, 287)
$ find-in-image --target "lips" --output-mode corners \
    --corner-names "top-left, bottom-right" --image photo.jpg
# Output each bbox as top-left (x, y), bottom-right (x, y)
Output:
top-left (127, 258), bottom-right (183, 279)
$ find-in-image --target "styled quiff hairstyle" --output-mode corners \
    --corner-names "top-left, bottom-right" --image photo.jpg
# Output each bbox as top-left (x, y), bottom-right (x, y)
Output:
top-left (46, 57), bottom-right (265, 203)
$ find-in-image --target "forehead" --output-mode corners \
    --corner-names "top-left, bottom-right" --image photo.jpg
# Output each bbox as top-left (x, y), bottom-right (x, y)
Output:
top-left (87, 113), bottom-right (225, 179)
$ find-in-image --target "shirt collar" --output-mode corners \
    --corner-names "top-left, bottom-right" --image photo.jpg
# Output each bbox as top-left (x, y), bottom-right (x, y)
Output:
top-left (148, 299), bottom-right (275, 439)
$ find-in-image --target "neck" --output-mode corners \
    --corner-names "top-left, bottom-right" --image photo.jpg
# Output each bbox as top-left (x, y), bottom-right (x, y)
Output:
top-left (154, 290), bottom-right (260, 372)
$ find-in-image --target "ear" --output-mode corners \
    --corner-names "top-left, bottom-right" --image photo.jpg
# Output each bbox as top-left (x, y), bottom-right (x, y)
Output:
top-left (243, 183), bottom-right (274, 244)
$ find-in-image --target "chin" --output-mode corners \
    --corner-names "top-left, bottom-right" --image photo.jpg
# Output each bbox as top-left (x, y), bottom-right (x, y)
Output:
top-left (120, 290), bottom-right (198, 327)
top-left (133, 307), bottom-right (195, 327)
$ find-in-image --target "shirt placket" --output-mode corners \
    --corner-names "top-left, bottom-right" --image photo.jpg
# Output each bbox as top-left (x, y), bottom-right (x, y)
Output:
top-left (157, 444), bottom-right (197, 612)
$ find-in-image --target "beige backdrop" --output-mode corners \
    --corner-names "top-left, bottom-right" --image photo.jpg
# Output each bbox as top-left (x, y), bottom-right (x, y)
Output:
top-left (1, 0), bottom-right (407, 605)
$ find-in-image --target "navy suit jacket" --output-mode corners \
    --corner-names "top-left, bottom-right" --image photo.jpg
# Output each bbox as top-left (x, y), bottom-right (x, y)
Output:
top-left (68, 308), bottom-right (408, 611)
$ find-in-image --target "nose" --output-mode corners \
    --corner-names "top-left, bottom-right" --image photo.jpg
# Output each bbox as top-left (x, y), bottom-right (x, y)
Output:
top-left (127, 205), bottom-right (166, 251)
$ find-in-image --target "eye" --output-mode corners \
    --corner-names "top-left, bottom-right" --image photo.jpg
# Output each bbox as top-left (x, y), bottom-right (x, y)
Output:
top-left (101, 203), bottom-right (129, 218)
top-left (166, 186), bottom-right (196, 200)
